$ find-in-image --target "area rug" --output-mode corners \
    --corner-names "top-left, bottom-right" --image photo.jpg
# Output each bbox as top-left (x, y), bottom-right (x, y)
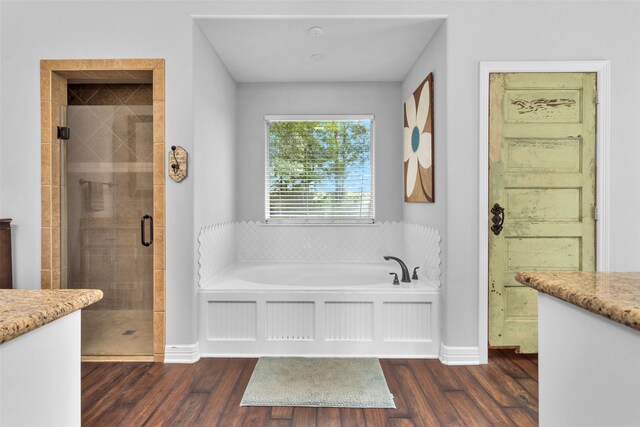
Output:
top-left (240, 357), bottom-right (395, 408)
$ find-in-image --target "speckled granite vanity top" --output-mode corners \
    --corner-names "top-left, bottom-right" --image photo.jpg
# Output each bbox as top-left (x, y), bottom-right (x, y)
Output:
top-left (516, 272), bottom-right (640, 331)
top-left (0, 289), bottom-right (103, 343)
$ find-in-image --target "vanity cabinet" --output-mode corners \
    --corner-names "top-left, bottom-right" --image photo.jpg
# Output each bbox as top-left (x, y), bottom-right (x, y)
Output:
top-left (0, 219), bottom-right (11, 289)
top-left (516, 272), bottom-right (640, 427)
top-left (0, 289), bottom-right (102, 427)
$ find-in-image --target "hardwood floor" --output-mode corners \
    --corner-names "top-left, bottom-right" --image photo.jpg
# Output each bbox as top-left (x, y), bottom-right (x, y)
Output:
top-left (81, 349), bottom-right (538, 426)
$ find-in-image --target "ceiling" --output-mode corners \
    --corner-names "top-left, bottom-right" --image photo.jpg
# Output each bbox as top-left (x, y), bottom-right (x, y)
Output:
top-left (196, 17), bottom-right (444, 82)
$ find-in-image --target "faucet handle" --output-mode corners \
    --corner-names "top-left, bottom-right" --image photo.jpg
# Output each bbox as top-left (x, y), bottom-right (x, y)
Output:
top-left (389, 272), bottom-right (400, 285)
top-left (412, 267), bottom-right (420, 280)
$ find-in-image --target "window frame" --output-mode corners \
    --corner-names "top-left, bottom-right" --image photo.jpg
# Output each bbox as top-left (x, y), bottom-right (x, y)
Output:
top-left (264, 114), bottom-right (376, 225)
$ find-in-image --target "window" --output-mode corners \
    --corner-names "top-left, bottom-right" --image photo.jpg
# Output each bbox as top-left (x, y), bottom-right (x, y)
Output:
top-left (265, 115), bottom-right (374, 224)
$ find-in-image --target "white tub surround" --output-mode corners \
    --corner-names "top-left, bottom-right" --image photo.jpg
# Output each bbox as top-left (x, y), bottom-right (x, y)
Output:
top-left (197, 222), bottom-right (441, 357)
top-left (198, 221), bottom-right (440, 283)
top-left (199, 263), bottom-right (440, 357)
top-left (198, 221), bottom-right (237, 285)
top-left (516, 272), bottom-right (640, 427)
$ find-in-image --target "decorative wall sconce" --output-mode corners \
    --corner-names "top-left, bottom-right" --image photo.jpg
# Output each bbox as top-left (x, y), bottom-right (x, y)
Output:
top-left (169, 145), bottom-right (188, 182)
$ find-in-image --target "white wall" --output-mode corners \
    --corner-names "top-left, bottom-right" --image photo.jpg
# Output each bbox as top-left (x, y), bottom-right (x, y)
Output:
top-left (193, 25), bottom-right (237, 229)
top-left (0, 1), bottom-right (198, 345)
top-left (0, 1), bottom-right (2, 211)
top-left (401, 20), bottom-right (447, 262)
top-left (401, 20), bottom-right (448, 343)
top-left (401, 22), bottom-right (447, 229)
top-left (193, 23), bottom-right (237, 345)
top-left (236, 82), bottom-right (403, 221)
top-left (1, 1), bottom-right (639, 354)
top-left (443, 1), bottom-right (640, 347)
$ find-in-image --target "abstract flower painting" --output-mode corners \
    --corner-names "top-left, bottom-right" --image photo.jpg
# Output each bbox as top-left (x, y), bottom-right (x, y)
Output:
top-left (404, 73), bottom-right (434, 202)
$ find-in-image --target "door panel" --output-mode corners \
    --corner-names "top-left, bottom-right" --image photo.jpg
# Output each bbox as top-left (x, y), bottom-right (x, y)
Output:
top-left (489, 72), bottom-right (596, 353)
top-left (505, 188), bottom-right (581, 222)
top-left (505, 138), bottom-right (582, 173)
top-left (505, 237), bottom-right (582, 270)
top-left (505, 287), bottom-right (537, 318)
top-left (505, 89), bottom-right (583, 123)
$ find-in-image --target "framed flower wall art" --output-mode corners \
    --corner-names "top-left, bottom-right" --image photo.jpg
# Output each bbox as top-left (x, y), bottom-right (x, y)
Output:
top-left (404, 73), bottom-right (434, 202)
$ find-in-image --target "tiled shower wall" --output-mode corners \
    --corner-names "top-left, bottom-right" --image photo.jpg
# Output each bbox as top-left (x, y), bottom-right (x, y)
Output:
top-left (66, 84), bottom-right (153, 310)
top-left (198, 221), bottom-right (441, 286)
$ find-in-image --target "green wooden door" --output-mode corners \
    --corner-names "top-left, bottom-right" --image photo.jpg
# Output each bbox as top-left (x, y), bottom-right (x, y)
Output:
top-left (489, 72), bottom-right (596, 353)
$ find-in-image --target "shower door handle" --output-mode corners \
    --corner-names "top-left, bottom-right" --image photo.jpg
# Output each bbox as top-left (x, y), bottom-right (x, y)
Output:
top-left (141, 214), bottom-right (153, 247)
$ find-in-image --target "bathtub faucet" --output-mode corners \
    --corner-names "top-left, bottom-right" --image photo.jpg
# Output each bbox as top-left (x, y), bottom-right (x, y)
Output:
top-left (383, 256), bottom-right (411, 283)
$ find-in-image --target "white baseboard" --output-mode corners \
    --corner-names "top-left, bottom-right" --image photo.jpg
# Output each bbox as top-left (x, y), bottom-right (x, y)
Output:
top-left (439, 343), bottom-right (481, 365)
top-left (164, 343), bottom-right (200, 364)
top-left (199, 352), bottom-right (440, 359)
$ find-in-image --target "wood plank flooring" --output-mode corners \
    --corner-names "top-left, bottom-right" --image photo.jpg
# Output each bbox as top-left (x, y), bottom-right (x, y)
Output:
top-left (81, 349), bottom-right (538, 426)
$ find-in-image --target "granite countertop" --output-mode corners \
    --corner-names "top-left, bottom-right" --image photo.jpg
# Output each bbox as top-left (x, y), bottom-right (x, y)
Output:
top-left (0, 289), bottom-right (103, 344)
top-left (515, 272), bottom-right (640, 332)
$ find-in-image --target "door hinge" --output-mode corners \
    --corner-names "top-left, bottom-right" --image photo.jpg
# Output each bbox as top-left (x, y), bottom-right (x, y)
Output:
top-left (57, 126), bottom-right (70, 140)
top-left (594, 206), bottom-right (600, 221)
top-left (594, 91), bottom-right (599, 105)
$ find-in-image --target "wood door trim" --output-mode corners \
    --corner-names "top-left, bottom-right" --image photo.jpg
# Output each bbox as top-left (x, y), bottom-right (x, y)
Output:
top-left (477, 61), bottom-right (610, 364)
top-left (40, 59), bottom-right (166, 362)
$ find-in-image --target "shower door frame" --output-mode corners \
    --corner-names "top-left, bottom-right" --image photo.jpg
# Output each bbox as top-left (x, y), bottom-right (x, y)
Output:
top-left (40, 59), bottom-right (166, 362)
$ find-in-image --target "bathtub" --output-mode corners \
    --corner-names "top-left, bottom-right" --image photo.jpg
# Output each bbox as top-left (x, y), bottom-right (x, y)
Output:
top-left (203, 262), bottom-right (438, 289)
top-left (198, 262), bottom-right (441, 358)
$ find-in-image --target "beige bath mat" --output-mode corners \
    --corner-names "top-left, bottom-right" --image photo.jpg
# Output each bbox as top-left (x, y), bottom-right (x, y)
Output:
top-left (240, 357), bottom-right (395, 408)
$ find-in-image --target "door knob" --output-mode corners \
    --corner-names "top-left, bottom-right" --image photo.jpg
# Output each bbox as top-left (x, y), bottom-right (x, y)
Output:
top-left (491, 203), bottom-right (505, 235)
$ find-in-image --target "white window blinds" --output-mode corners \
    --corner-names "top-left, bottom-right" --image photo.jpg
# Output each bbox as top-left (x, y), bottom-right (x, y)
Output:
top-left (265, 116), bottom-right (374, 224)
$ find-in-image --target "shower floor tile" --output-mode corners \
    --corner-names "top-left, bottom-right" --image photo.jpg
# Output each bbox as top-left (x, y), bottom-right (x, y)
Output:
top-left (81, 309), bottom-right (153, 356)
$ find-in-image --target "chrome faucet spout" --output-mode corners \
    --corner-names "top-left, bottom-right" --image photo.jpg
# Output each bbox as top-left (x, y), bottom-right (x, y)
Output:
top-left (383, 256), bottom-right (411, 283)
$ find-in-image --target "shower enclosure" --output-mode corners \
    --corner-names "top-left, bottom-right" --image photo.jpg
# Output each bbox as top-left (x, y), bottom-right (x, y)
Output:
top-left (61, 83), bottom-right (154, 357)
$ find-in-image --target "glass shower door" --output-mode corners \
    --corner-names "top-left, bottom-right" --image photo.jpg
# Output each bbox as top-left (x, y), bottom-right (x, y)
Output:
top-left (64, 84), bottom-right (154, 357)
